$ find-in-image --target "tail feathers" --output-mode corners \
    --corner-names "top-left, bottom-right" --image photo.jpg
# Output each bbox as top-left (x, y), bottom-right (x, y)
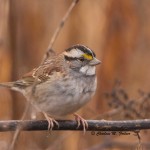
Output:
top-left (0, 82), bottom-right (26, 93)
top-left (0, 82), bottom-right (15, 89)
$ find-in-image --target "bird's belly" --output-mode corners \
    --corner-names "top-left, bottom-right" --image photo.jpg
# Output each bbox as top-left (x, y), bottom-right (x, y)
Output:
top-left (45, 90), bottom-right (94, 117)
top-left (26, 76), bottom-right (96, 117)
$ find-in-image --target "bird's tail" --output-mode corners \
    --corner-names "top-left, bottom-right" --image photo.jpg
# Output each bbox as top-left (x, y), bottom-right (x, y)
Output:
top-left (0, 81), bottom-right (26, 92)
top-left (0, 82), bottom-right (15, 90)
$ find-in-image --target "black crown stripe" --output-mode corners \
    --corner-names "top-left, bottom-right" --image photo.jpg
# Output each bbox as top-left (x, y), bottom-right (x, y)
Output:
top-left (65, 44), bottom-right (96, 57)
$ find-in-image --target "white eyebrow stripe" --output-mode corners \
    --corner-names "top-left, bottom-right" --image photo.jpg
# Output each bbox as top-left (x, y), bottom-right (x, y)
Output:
top-left (64, 48), bottom-right (84, 58)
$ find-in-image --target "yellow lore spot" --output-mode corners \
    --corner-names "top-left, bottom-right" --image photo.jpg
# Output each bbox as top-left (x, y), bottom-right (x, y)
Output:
top-left (82, 54), bottom-right (93, 60)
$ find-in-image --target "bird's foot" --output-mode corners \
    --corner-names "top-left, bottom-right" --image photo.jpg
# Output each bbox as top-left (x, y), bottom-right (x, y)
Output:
top-left (43, 112), bottom-right (59, 131)
top-left (74, 113), bottom-right (88, 134)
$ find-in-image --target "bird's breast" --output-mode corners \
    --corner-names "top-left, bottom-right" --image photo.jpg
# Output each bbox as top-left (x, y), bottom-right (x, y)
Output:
top-left (25, 74), bottom-right (97, 117)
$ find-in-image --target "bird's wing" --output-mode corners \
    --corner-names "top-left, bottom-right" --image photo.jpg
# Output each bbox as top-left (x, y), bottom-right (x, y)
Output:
top-left (14, 59), bottom-right (63, 88)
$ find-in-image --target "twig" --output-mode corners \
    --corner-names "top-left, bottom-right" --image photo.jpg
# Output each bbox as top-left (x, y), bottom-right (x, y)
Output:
top-left (133, 130), bottom-right (143, 150)
top-left (8, 101), bottom-right (31, 150)
top-left (41, 0), bottom-right (79, 63)
top-left (9, 78), bottom-right (41, 150)
top-left (1, 119), bottom-right (150, 132)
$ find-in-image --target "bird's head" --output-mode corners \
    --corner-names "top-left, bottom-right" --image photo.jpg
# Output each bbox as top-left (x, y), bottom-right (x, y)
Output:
top-left (63, 44), bottom-right (101, 76)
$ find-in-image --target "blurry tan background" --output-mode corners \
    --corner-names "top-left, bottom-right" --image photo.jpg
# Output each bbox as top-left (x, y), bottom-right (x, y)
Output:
top-left (0, 0), bottom-right (150, 149)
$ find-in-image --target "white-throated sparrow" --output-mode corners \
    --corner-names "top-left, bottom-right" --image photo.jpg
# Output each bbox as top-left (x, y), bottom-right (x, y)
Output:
top-left (0, 44), bottom-right (101, 132)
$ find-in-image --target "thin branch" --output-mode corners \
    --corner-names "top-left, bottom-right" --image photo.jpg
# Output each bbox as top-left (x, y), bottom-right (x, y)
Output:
top-left (0, 119), bottom-right (150, 132)
top-left (133, 130), bottom-right (143, 150)
top-left (8, 102), bottom-right (31, 150)
top-left (41, 0), bottom-right (79, 63)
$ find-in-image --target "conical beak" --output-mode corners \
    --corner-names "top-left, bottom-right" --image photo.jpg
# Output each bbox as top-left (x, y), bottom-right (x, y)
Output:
top-left (89, 57), bottom-right (101, 66)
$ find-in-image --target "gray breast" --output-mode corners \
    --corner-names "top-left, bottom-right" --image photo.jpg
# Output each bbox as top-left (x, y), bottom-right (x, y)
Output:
top-left (25, 73), bottom-right (97, 117)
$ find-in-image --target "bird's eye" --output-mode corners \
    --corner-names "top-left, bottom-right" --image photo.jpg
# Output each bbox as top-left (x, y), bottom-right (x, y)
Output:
top-left (78, 57), bottom-right (84, 62)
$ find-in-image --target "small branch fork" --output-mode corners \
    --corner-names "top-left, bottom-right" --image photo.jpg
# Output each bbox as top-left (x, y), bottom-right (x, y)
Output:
top-left (0, 119), bottom-right (150, 132)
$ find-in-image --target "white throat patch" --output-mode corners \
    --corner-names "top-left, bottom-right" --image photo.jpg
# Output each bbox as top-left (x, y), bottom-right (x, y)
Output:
top-left (79, 65), bottom-right (96, 76)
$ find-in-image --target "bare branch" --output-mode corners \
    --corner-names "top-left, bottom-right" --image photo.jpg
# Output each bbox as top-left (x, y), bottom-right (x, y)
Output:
top-left (41, 0), bottom-right (79, 63)
top-left (8, 101), bottom-right (31, 150)
top-left (0, 119), bottom-right (150, 132)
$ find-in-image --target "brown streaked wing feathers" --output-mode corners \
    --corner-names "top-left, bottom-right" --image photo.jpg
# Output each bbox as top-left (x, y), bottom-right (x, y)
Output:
top-left (16, 59), bottom-right (63, 88)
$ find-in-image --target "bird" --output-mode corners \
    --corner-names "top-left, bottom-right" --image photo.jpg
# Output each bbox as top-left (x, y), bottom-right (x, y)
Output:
top-left (0, 44), bottom-right (101, 132)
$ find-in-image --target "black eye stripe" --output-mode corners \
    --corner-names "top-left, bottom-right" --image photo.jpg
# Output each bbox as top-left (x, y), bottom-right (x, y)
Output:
top-left (64, 55), bottom-right (77, 61)
top-left (64, 55), bottom-right (85, 61)
top-left (78, 57), bottom-right (84, 61)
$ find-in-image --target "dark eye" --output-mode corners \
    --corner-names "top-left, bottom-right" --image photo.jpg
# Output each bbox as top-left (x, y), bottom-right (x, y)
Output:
top-left (78, 57), bottom-right (84, 62)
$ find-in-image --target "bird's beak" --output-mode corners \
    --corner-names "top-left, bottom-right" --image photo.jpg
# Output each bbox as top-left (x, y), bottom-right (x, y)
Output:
top-left (89, 57), bottom-right (101, 66)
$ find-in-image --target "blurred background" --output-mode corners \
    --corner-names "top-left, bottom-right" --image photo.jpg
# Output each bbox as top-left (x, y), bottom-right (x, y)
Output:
top-left (0, 0), bottom-right (150, 149)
